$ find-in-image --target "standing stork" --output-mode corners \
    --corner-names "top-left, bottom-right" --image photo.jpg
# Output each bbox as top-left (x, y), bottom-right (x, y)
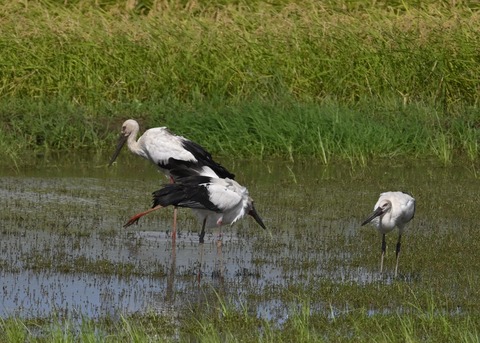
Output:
top-left (123, 167), bottom-right (266, 243)
top-left (361, 191), bottom-right (416, 277)
top-left (108, 119), bottom-right (235, 241)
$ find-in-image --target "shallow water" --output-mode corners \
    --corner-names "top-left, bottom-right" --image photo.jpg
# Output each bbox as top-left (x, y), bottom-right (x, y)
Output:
top-left (0, 155), bottom-right (479, 322)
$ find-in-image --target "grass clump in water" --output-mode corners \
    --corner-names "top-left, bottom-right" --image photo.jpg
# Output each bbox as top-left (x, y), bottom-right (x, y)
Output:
top-left (1, 290), bottom-right (479, 342)
top-left (182, 289), bottom-right (480, 342)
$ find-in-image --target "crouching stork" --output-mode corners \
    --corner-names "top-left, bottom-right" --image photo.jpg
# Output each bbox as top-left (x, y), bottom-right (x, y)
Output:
top-left (124, 168), bottom-right (266, 243)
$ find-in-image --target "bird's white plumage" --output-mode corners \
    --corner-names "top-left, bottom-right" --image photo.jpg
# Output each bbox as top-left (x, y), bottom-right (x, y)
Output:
top-left (370, 191), bottom-right (415, 234)
top-left (110, 119), bottom-right (235, 180)
top-left (206, 178), bottom-right (248, 211)
top-left (120, 120), bottom-right (197, 176)
top-left (123, 173), bottom-right (265, 234)
top-left (195, 166), bottom-right (221, 178)
top-left (362, 191), bottom-right (416, 276)
top-left (113, 119), bottom-right (239, 244)
top-left (194, 178), bottom-right (250, 229)
top-left (139, 128), bottom-right (197, 166)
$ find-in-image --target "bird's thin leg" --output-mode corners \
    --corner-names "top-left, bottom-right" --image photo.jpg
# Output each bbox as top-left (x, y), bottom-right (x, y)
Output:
top-left (395, 234), bottom-right (402, 278)
top-left (215, 228), bottom-right (224, 279)
top-left (197, 218), bottom-right (207, 285)
top-left (166, 238), bottom-right (176, 302)
top-left (197, 242), bottom-right (204, 286)
top-left (199, 217), bottom-right (207, 244)
top-left (172, 206), bottom-right (177, 245)
top-left (124, 205), bottom-right (163, 227)
top-left (169, 176), bottom-right (177, 243)
top-left (216, 226), bottom-right (223, 251)
top-left (380, 234), bottom-right (386, 274)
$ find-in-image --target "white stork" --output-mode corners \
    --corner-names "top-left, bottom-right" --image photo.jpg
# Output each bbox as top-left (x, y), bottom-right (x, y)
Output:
top-left (109, 119), bottom-right (234, 240)
top-left (361, 191), bottom-right (416, 277)
top-left (123, 167), bottom-right (266, 243)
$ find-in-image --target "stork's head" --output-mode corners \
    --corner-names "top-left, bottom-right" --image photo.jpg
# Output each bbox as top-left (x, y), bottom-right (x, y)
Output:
top-left (361, 199), bottom-right (392, 226)
top-left (108, 119), bottom-right (140, 166)
top-left (120, 119), bottom-right (139, 137)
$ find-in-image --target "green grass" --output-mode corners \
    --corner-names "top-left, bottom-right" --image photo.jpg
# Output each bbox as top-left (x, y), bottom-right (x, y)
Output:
top-left (0, 0), bottom-right (479, 165)
top-left (2, 0), bottom-right (480, 105)
top-left (1, 291), bottom-right (479, 342)
top-left (188, 290), bottom-right (480, 342)
top-left (0, 98), bottom-right (478, 167)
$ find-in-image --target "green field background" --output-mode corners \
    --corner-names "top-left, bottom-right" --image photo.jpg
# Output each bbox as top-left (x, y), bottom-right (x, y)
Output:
top-left (0, 0), bottom-right (479, 165)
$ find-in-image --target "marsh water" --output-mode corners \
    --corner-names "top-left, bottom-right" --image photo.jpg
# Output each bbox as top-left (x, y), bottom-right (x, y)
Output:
top-left (1, 155), bottom-right (479, 323)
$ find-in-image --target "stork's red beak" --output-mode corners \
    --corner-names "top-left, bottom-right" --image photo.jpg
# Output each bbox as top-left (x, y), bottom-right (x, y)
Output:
top-left (361, 206), bottom-right (385, 226)
top-left (249, 204), bottom-right (266, 230)
top-left (108, 133), bottom-right (129, 166)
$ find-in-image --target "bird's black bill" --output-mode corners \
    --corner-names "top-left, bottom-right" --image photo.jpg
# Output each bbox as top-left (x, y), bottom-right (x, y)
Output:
top-left (108, 134), bottom-right (128, 166)
top-left (249, 205), bottom-right (266, 230)
top-left (361, 206), bottom-right (384, 226)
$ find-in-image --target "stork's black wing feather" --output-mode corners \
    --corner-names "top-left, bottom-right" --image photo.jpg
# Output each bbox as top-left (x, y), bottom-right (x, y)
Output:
top-left (158, 158), bottom-right (199, 173)
top-left (180, 140), bottom-right (235, 179)
top-left (167, 166), bottom-right (200, 180)
top-left (152, 176), bottom-right (221, 212)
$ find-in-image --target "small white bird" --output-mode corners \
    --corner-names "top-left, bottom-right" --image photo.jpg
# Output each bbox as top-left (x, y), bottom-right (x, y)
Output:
top-left (361, 191), bottom-right (416, 277)
top-left (109, 119), bottom-right (235, 241)
top-left (123, 167), bottom-right (266, 243)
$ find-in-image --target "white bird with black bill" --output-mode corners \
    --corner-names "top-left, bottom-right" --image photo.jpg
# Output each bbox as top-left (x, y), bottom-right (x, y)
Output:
top-left (109, 119), bottom-right (235, 241)
top-left (123, 167), bottom-right (266, 243)
top-left (361, 191), bottom-right (416, 277)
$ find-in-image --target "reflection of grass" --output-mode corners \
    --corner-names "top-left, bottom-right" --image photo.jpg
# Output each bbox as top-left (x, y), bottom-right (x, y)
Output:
top-left (1, 1), bottom-right (480, 165)
top-left (22, 253), bottom-right (166, 278)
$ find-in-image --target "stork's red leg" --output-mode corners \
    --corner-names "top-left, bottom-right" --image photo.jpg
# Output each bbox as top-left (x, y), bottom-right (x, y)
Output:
top-left (124, 205), bottom-right (163, 228)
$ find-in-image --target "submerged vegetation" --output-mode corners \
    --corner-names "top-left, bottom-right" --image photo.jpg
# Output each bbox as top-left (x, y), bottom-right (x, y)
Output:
top-left (0, 0), bottom-right (479, 165)
top-left (1, 159), bottom-right (480, 341)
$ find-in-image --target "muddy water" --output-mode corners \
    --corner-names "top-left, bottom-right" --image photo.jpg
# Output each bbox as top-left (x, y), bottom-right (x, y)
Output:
top-left (0, 155), bottom-right (479, 320)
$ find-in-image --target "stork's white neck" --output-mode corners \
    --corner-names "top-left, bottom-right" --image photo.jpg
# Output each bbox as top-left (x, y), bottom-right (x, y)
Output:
top-left (126, 128), bottom-right (145, 158)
